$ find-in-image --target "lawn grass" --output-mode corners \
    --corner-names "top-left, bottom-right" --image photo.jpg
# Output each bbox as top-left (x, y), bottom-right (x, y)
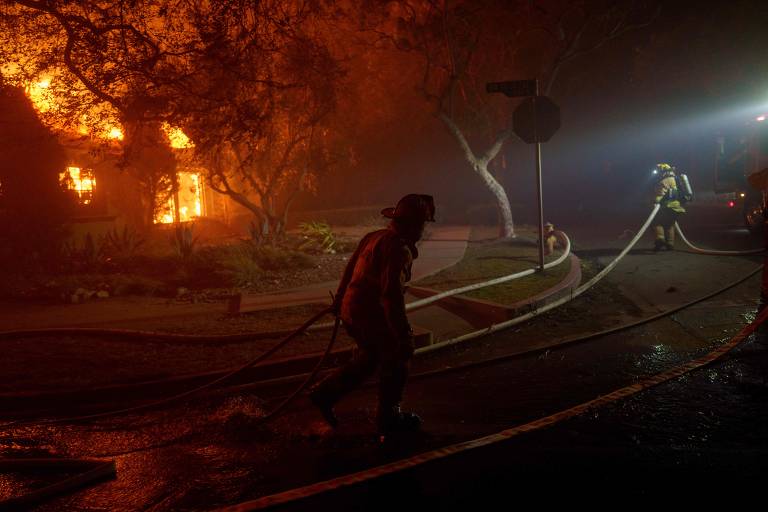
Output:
top-left (413, 226), bottom-right (573, 306)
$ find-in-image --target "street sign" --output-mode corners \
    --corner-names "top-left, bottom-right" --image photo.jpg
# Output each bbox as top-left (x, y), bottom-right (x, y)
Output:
top-left (486, 80), bottom-right (537, 98)
top-left (512, 95), bottom-right (561, 144)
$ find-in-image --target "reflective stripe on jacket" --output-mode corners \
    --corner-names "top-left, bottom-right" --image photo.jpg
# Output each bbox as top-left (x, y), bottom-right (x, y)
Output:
top-left (654, 174), bottom-right (686, 213)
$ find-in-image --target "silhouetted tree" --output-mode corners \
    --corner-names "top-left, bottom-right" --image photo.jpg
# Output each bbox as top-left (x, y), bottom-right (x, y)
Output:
top-left (0, 84), bottom-right (70, 272)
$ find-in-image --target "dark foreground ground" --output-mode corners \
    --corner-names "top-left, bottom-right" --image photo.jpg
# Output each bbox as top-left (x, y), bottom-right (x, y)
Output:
top-left (2, 202), bottom-right (767, 510)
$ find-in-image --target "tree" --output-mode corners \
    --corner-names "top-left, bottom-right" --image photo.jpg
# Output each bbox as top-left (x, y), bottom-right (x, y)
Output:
top-left (362, 0), bottom-right (659, 238)
top-left (0, 84), bottom-right (70, 272)
top-left (1, 0), bottom-right (344, 234)
top-left (120, 121), bottom-right (177, 228)
top-left (172, 0), bottom-right (342, 237)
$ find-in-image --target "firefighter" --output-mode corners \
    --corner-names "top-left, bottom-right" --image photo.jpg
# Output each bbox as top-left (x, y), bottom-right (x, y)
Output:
top-left (309, 194), bottom-right (435, 435)
top-left (652, 163), bottom-right (686, 251)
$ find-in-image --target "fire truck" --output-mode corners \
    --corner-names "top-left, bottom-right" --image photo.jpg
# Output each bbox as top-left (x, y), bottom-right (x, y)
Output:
top-left (714, 113), bottom-right (768, 232)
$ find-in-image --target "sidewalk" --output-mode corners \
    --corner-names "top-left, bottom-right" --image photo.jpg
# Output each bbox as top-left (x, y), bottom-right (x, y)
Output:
top-left (0, 225), bottom-right (586, 396)
top-left (0, 224), bottom-right (585, 346)
top-left (236, 225), bottom-right (473, 311)
top-left (0, 226), bottom-right (470, 331)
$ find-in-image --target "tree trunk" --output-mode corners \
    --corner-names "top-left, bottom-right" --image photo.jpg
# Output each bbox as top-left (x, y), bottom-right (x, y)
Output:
top-left (476, 161), bottom-right (515, 238)
top-left (439, 113), bottom-right (515, 238)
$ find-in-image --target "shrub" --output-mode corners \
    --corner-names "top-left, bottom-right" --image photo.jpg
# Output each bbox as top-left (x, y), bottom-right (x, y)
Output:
top-left (219, 242), bottom-right (315, 288)
top-left (170, 222), bottom-right (198, 263)
top-left (298, 221), bottom-right (338, 254)
top-left (109, 274), bottom-right (164, 296)
top-left (221, 246), bottom-right (264, 287)
top-left (101, 225), bottom-right (145, 259)
top-left (253, 244), bottom-right (314, 270)
top-left (61, 232), bottom-right (104, 271)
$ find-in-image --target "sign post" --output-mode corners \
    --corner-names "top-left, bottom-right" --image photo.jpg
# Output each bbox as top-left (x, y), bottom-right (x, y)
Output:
top-left (533, 83), bottom-right (545, 273)
top-left (489, 79), bottom-right (561, 272)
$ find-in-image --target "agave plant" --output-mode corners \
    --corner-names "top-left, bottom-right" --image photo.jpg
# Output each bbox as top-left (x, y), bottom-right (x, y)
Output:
top-left (170, 222), bottom-right (198, 263)
top-left (101, 225), bottom-right (145, 259)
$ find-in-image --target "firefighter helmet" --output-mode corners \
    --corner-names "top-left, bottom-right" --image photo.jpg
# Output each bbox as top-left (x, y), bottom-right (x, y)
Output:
top-left (381, 194), bottom-right (436, 223)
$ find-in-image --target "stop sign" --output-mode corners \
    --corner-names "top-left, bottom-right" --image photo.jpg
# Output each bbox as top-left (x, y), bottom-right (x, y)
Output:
top-left (513, 96), bottom-right (561, 144)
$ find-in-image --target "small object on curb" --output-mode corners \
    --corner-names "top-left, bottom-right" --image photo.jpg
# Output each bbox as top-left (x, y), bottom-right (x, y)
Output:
top-left (543, 222), bottom-right (557, 256)
top-left (666, 286), bottom-right (678, 293)
top-left (227, 293), bottom-right (242, 315)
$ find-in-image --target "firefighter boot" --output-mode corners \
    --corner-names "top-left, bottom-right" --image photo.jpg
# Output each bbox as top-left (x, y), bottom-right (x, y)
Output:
top-left (377, 405), bottom-right (422, 435)
top-left (664, 225), bottom-right (675, 251)
top-left (653, 239), bottom-right (666, 252)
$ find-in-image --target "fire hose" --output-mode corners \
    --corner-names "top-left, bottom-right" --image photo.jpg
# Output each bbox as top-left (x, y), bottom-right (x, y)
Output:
top-left (222, 298), bottom-right (768, 512)
top-left (0, 225), bottom-right (574, 425)
top-left (414, 204), bottom-right (662, 354)
top-left (406, 234), bottom-right (572, 311)
top-left (0, 312), bottom-right (342, 509)
top-left (0, 233), bottom-right (572, 343)
top-left (0, 458), bottom-right (116, 511)
top-left (1, 309), bottom-right (339, 428)
top-left (675, 221), bottom-right (764, 255)
top-left (4, 204), bottom-right (762, 509)
top-left (7, 204), bottom-right (764, 425)
top-left (0, 213), bottom-right (613, 428)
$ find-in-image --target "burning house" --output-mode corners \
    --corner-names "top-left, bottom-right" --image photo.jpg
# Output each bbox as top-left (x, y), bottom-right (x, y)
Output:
top-left (21, 77), bottom-right (246, 240)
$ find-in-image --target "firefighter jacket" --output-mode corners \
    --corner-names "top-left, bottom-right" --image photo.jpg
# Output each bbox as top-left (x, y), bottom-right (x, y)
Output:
top-left (654, 173), bottom-right (686, 213)
top-left (335, 226), bottom-right (414, 341)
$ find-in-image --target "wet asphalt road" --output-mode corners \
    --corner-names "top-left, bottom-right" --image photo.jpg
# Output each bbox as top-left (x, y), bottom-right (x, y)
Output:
top-left (2, 202), bottom-right (768, 510)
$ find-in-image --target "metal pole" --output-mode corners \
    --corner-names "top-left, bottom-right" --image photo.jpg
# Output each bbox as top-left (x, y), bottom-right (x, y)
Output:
top-left (533, 81), bottom-right (545, 272)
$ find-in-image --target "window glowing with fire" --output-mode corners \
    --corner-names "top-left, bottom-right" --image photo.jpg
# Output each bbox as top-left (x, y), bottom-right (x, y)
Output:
top-left (155, 172), bottom-right (204, 224)
top-left (60, 166), bottom-right (95, 205)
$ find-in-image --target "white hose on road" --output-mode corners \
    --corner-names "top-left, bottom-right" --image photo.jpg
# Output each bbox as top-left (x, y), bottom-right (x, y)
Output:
top-left (416, 204), bottom-right (661, 354)
top-left (675, 222), bottom-right (764, 256)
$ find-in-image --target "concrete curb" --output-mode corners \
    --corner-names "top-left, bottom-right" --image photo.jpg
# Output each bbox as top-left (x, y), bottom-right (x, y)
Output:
top-left (408, 253), bottom-right (582, 328)
top-left (0, 255), bottom-right (579, 415)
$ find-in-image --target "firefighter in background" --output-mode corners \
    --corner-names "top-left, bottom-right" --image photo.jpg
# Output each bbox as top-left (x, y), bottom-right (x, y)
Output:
top-left (309, 194), bottom-right (435, 436)
top-left (652, 163), bottom-right (688, 251)
top-left (747, 168), bottom-right (768, 314)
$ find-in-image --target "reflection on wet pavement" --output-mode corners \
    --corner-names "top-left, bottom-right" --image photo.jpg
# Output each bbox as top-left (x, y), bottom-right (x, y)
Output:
top-left (1, 304), bottom-right (765, 509)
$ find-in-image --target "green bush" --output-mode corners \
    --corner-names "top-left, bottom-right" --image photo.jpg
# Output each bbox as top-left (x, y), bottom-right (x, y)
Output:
top-left (221, 246), bottom-right (264, 287)
top-left (298, 221), bottom-right (338, 254)
top-left (219, 242), bottom-right (315, 288)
